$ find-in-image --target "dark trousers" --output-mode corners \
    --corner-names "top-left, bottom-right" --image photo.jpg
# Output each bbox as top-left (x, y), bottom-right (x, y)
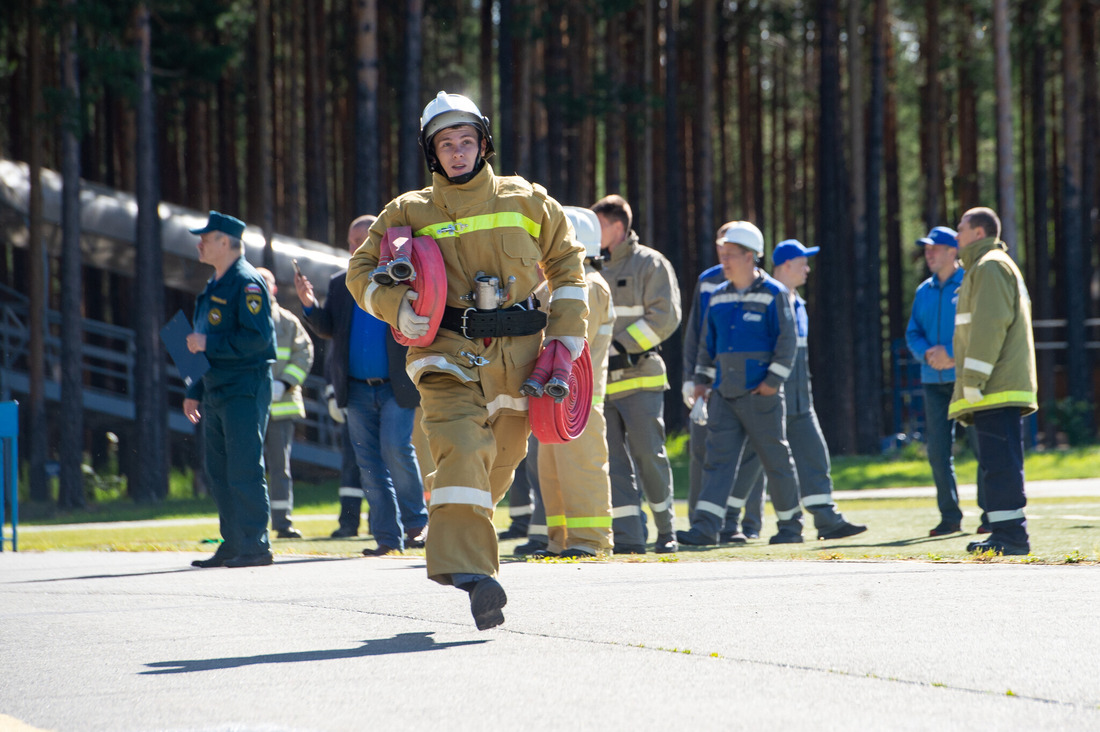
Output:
top-left (972, 407), bottom-right (1028, 543)
top-left (204, 379), bottom-right (272, 557)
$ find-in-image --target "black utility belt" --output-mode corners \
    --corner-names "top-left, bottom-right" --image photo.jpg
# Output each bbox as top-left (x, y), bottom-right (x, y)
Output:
top-left (440, 304), bottom-right (547, 339)
top-left (607, 347), bottom-right (658, 371)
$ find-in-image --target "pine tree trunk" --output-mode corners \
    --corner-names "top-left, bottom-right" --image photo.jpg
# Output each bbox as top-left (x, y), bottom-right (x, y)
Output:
top-left (304, 0), bottom-right (330, 242)
top-left (921, 0), bottom-right (943, 229)
top-left (26, 0), bottom-right (49, 503)
top-left (814, 0), bottom-right (856, 454)
top-left (993, 0), bottom-right (1018, 257)
top-left (58, 2), bottom-right (84, 510)
top-left (131, 1), bottom-right (167, 503)
top-left (1061, 0), bottom-right (1093, 415)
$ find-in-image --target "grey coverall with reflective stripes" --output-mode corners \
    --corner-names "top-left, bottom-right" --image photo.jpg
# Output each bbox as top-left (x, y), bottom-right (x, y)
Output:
top-left (692, 273), bottom-right (803, 539)
top-left (730, 293), bottom-right (848, 532)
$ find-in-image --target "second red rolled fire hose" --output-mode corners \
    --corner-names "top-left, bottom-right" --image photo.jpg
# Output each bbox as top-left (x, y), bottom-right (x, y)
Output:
top-left (529, 340), bottom-right (593, 444)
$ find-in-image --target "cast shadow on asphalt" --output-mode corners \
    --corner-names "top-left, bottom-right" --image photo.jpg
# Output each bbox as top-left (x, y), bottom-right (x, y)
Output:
top-left (13, 555), bottom-right (361, 584)
top-left (140, 632), bottom-right (487, 674)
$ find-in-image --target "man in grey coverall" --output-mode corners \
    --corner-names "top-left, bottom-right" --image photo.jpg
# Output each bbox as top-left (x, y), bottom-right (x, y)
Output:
top-left (676, 222), bottom-right (805, 546)
top-left (727, 240), bottom-right (867, 542)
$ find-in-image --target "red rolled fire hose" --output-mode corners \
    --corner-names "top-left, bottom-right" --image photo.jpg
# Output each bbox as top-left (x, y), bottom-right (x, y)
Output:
top-left (379, 226), bottom-right (445, 347)
top-left (529, 340), bottom-right (593, 444)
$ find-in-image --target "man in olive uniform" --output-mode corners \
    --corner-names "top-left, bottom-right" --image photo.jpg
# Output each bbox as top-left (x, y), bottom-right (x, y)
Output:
top-left (346, 92), bottom-right (587, 630)
top-left (594, 194), bottom-right (682, 555)
top-left (257, 267), bottom-right (314, 539)
top-left (951, 207), bottom-right (1038, 556)
top-left (184, 211), bottom-right (277, 569)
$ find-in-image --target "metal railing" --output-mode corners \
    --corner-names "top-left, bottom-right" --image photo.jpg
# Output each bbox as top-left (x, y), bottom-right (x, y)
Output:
top-left (0, 288), bottom-right (340, 469)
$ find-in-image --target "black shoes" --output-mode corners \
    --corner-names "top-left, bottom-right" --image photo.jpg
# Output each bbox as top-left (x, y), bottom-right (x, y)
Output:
top-left (768, 530), bottom-right (804, 545)
top-left (559, 548), bottom-right (596, 558)
top-left (612, 543), bottom-right (646, 555)
top-left (929, 521), bottom-right (962, 537)
top-left (513, 540), bottom-right (549, 556)
top-left (818, 521), bottom-right (868, 541)
top-left (224, 553), bottom-right (274, 568)
top-left (530, 548), bottom-right (560, 558)
top-left (192, 553), bottom-right (233, 568)
top-left (676, 528), bottom-right (718, 546)
top-left (497, 525), bottom-right (528, 540)
top-left (330, 526), bottom-right (358, 538)
top-left (719, 530), bottom-right (748, 545)
top-left (405, 526), bottom-right (428, 549)
top-left (654, 533), bottom-right (678, 553)
top-left (275, 527), bottom-right (302, 539)
top-left (967, 537), bottom-right (1030, 556)
top-left (468, 577), bottom-right (508, 630)
top-left (362, 544), bottom-right (400, 556)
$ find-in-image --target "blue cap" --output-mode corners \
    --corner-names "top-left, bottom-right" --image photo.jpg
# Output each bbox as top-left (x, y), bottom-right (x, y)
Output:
top-left (189, 211), bottom-right (246, 239)
top-left (772, 239), bottom-right (820, 267)
top-left (916, 225), bottom-right (958, 247)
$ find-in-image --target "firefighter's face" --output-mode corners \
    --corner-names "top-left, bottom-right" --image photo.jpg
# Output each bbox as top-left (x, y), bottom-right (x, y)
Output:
top-left (433, 125), bottom-right (485, 179)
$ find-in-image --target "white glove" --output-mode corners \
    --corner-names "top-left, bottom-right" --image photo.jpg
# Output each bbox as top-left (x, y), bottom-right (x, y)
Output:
top-left (964, 386), bottom-right (983, 404)
top-left (545, 335), bottom-right (585, 361)
top-left (397, 290), bottom-right (431, 339)
top-left (681, 380), bottom-right (696, 408)
top-left (689, 396), bottom-right (708, 426)
top-left (271, 380), bottom-right (287, 401)
top-left (325, 384), bottom-right (345, 424)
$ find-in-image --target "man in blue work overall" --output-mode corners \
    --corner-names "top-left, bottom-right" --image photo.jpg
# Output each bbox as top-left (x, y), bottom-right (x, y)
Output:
top-left (676, 221), bottom-right (805, 546)
top-left (184, 211), bottom-right (277, 569)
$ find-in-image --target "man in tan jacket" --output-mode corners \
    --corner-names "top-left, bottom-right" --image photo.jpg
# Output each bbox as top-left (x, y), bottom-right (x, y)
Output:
top-left (950, 207), bottom-right (1037, 556)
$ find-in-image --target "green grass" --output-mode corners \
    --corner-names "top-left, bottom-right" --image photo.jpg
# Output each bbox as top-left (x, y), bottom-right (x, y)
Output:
top-left (10, 444), bottom-right (1098, 565)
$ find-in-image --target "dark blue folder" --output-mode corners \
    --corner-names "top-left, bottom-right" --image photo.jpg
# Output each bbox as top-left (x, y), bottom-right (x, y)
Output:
top-left (160, 310), bottom-right (210, 387)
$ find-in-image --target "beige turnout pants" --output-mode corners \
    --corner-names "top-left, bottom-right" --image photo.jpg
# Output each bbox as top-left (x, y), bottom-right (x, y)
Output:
top-left (417, 372), bottom-right (531, 584)
top-left (537, 403), bottom-right (613, 554)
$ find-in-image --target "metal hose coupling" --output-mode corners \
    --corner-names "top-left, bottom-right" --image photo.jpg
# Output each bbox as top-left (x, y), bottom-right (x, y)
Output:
top-left (370, 256), bottom-right (416, 286)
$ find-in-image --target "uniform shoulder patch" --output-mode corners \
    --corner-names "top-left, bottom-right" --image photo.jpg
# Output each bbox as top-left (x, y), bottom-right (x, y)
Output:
top-left (245, 283), bottom-right (263, 294)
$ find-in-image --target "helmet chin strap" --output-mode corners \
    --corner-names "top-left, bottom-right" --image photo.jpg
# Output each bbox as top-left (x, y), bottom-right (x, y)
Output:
top-left (444, 155), bottom-right (485, 184)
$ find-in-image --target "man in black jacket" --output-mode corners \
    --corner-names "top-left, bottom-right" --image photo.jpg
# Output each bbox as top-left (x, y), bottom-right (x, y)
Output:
top-left (294, 215), bottom-right (428, 553)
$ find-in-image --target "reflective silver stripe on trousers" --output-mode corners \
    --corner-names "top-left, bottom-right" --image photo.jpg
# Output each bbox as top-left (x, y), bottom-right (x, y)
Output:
top-left (648, 495), bottom-right (674, 514)
top-left (430, 485), bottom-right (494, 510)
top-left (696, 500), bottom-right (726, 518)
top-left (339, 487), bottom-right (365, 498)
top-left (509, 504), bottom-right (534, 517)
top-left (988, 508), bottom-right (1026, 522)
top-left (802, 493), bottom-right (833, 507)
top-left (611, 504), bottom-right (642, 518)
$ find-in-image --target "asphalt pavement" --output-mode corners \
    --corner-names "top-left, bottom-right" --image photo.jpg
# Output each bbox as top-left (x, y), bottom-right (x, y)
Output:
top-left (2, 549), bottom-right (1098, 731)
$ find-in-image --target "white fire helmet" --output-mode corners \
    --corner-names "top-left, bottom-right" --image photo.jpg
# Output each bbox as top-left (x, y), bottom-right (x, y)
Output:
top-left (419, 91), bottom-right (494, 174)
top-left (563, 206), bottom-right (602, 259)
top-left (718, 221), bottom-right (764, 255)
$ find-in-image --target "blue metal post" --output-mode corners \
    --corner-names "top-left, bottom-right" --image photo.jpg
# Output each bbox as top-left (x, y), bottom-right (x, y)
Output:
top-left (0, 400), bottom-right (18, 551)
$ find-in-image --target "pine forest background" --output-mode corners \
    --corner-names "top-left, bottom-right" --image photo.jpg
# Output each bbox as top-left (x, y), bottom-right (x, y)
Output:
top-left (1, 0), bottom-right (1098, 504)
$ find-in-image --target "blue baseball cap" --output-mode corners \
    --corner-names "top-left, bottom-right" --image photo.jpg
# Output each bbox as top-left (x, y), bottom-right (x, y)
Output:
top-left (916, 225), bottom-right (958, 247)
top-left (772, 239), bottom-right (820, 267)
top-left (189, 211), bottom-right (246, 239)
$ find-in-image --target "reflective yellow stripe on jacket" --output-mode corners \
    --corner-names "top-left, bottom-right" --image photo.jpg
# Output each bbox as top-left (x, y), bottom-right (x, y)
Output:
top-left (605, 373), bottom-right (669, 396)
top-left (415, 211), bottom-right (541, 239)
top-left (948, 390), bottom-right (1038, 418)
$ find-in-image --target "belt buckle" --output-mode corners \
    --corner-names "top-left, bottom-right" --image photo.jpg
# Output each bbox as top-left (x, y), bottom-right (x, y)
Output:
top-left (460, 307), bottom-right (475, 339)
